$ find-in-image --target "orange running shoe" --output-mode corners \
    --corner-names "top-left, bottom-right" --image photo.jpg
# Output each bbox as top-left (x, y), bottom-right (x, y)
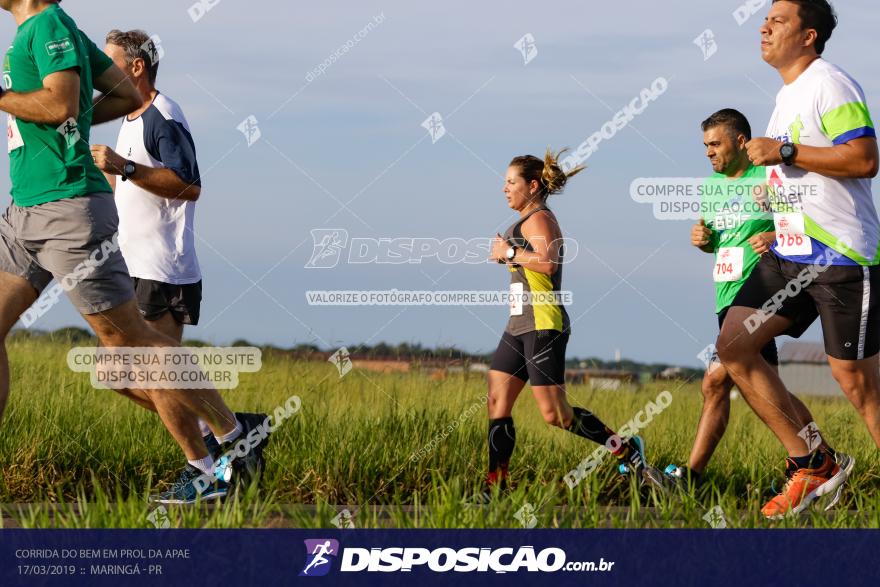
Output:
top-left (761, 451), bottom-right (845, 519)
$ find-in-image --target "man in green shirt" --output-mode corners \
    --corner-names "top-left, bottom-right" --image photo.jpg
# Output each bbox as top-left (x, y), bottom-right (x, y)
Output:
top-left (664, 109), bottom-right (847, 493)
top-left (0, 1), bottom-right (269, 504)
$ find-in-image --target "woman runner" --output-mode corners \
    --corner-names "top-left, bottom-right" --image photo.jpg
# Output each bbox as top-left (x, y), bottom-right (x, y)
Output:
top-left (484, 149), bottom-right (657, 498)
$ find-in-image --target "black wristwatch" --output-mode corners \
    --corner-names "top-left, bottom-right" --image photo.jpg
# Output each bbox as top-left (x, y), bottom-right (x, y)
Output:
top-left (780, 142), bottom-right (797, 166)
top-left (121, 160), bottom-right (136, 182)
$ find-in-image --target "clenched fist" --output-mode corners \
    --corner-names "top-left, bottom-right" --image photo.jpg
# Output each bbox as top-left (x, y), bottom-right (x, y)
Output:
top-left (748, 231), bottom-right (776, 255)
top-left (90, 144), bottom-right (126, 175)
top-left (691, 218), bottom-right (712, 248)
top-left (745, 138), bottom-right (783, 166)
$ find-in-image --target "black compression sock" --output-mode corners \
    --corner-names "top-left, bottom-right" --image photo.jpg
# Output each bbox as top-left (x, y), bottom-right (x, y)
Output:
top-left (566, 407), bottom-right (615, 447)
top-left (488, 417), bottom-right (516, 473)
top-left (791, 449), bottom-right (826, 471)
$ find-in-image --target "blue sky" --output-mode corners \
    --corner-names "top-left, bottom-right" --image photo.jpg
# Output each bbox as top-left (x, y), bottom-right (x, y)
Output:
top-left (2, 0), bottom-right (878, 367)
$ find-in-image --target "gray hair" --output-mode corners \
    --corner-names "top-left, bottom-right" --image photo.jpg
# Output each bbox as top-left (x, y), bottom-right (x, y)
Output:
top-left (105, 29), bottom-right (159, 85)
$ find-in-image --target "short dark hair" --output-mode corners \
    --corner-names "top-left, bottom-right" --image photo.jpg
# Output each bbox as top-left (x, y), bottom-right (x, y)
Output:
top-left (105, 29), bottom-right (160, 85)
top-left (772, 0), bottom-right (837, 54)
top-left (701, 109), bottom-right (752, 141)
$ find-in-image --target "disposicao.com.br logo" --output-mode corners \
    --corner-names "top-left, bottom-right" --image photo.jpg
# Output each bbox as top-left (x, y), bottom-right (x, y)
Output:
top-left (300, 539), bottom-right (340, 577)
top-left (300, 540), bottom-right (614, 575)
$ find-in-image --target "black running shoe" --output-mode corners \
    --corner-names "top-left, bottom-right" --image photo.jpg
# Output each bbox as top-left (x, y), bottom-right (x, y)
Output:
top-left (218, 412), bottom-right (271, 489)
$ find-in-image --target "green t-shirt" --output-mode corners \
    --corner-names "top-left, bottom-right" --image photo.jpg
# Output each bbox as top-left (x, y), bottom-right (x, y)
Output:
top-left (701, 164), bottom-right (775, 313)
top-left (3, 4), bottom-right (113, 207)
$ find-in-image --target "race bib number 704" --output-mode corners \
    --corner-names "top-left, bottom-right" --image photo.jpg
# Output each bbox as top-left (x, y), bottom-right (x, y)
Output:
top-left (714, 247), bottom-right (743, 282)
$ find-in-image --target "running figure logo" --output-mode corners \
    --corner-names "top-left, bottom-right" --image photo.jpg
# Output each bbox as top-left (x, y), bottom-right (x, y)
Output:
top-left (693, 29), bottom-right (718, 61)
top-left (513, 33), bottom-right (537, 65)
top-left (798, 421), bottom-right (823, 452)
top-left (697, 344), bottom-right (722, 374)
top-left (702, 505), bottom-right (728, 529)
top-left (140, 34), bottom-right (165, 64)
top-left (56, 117), bottom-right (80, 148)
top-left (237, 115), bottom-right (262, 147)
top-left (300, 539), bottom-right (340, 577)
top-left (328, 347), bottom-right (353, 378)
top-left (513, 503), bottom-right (538, 529)
top-left (331, 508), bottom-right (356, 529)
top-left (421, 112), bottom-right (446, 144)
top-left (306, 229), bottom-right (349, 269)
top-left (146, 505), bottom-right (171, 529)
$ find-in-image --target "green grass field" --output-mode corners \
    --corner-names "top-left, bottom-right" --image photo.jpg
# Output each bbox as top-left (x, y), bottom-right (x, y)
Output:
top-left (1, 334), bottom-right (878, 529)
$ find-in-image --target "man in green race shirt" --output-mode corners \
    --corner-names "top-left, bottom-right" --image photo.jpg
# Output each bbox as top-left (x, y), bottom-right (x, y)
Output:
top-left (0, 1), bottom-right (269, 504)
top-left (663, 110), bottom-right (847, 493)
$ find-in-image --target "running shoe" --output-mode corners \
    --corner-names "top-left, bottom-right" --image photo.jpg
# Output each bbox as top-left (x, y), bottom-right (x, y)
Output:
top-left (761, 449), bottom-right (846, 519)
top-left (617, 436), bottom-right (647, 477)
top-left (149, 464), bottom-right (228, 505)
top-left (657, 464), bottom-right (694, 492)
top-left (474, 468), bottom-right (509, 504)
top-left (218, 412), bottom-right (271, 489)
top-left (823, 452), bottom-right (855, 511)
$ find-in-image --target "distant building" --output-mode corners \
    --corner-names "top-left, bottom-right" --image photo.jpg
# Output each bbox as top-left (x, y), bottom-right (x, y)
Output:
top-left (468, 362), bottom-right (490, 373)
top-left (778, 342), bottom-right (840, 397)
top-left (657, 366), bottom-right (686, 380)
top-left (566, 369), bottom-right (637, 390)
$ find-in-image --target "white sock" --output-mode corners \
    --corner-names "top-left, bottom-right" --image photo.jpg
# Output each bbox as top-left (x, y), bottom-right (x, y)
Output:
top-left (188, 455), bottom-right (214, 476)
top-left (198, 419), bottom-right (212, 438)
top-left (216, 419), bottom-right (243, 444)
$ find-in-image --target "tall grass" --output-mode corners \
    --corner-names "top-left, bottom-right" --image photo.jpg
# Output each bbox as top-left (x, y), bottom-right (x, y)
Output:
top-left (0, 337), bottom-right (877, 528)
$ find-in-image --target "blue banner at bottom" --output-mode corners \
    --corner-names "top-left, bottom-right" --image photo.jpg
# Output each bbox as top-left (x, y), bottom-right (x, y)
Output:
top-left (0, 529), bottom-right (875, 586)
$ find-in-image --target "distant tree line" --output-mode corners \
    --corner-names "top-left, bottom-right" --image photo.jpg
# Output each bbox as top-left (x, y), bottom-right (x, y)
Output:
top-left (11, 328), bottom-right (701, 379)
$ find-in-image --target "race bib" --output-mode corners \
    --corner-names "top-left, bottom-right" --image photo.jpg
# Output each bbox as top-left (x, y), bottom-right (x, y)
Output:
top-left (774, 212), bottom-right (812, 256)
top-left (509, 282), bottom-right (524, 316)
top-left (7, 114), bottom-right (23, 152)
top-left (713, 247), bottom-right (744, 282)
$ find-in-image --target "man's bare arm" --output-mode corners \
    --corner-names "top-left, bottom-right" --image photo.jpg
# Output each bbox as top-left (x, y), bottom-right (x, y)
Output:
top-left (128, 166), bottom-right (201, 201)
top-left (0, 69), bottom-right (79, 125)
top-left (747, 136), bottom-right (879, 179)
top-left (91, 64), bottom-right (141, 125)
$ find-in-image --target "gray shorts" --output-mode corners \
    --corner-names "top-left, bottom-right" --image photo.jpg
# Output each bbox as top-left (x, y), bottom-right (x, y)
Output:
top-left (0, 193), bottom-right (135, 315)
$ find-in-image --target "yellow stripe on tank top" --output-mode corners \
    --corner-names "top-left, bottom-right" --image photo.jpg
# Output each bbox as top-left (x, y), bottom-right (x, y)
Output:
top-left (522, 268), bottom-right (563, 331)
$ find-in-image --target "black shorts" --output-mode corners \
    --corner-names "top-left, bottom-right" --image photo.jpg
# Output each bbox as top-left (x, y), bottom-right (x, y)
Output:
top-left (132, 278), bottom-right (202, 326)
top-left (731, 253), bottom-right (880, 360)
top-left (717, 308), bottom-right (779, 366)
top-left (489, 330), bottom-right (568, 386)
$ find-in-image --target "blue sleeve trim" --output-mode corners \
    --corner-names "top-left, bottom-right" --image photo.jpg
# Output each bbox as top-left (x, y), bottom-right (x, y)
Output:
top-left (833, 127), bottom-right (876, 145)
top-left (143, 106), bottom-right (201, 187)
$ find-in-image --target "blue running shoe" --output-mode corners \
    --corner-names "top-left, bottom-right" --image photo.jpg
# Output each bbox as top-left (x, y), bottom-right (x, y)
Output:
top-left (149, 464), bottom-right (228, 505)
top-left (617, 435), bottom-right (647, 477)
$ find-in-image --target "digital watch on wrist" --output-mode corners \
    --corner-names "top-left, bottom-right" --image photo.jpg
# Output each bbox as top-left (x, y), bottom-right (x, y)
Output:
top-left (780, 142), bottom-right (797, 166)
top-left (121, 160), bottom-right (136, 182)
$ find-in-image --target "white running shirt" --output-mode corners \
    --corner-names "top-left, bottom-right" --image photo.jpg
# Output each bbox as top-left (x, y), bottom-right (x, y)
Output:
top-left (766, 59), bottom-right (879, 266)
top-left (114, 92), bottom-right (202, 284)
